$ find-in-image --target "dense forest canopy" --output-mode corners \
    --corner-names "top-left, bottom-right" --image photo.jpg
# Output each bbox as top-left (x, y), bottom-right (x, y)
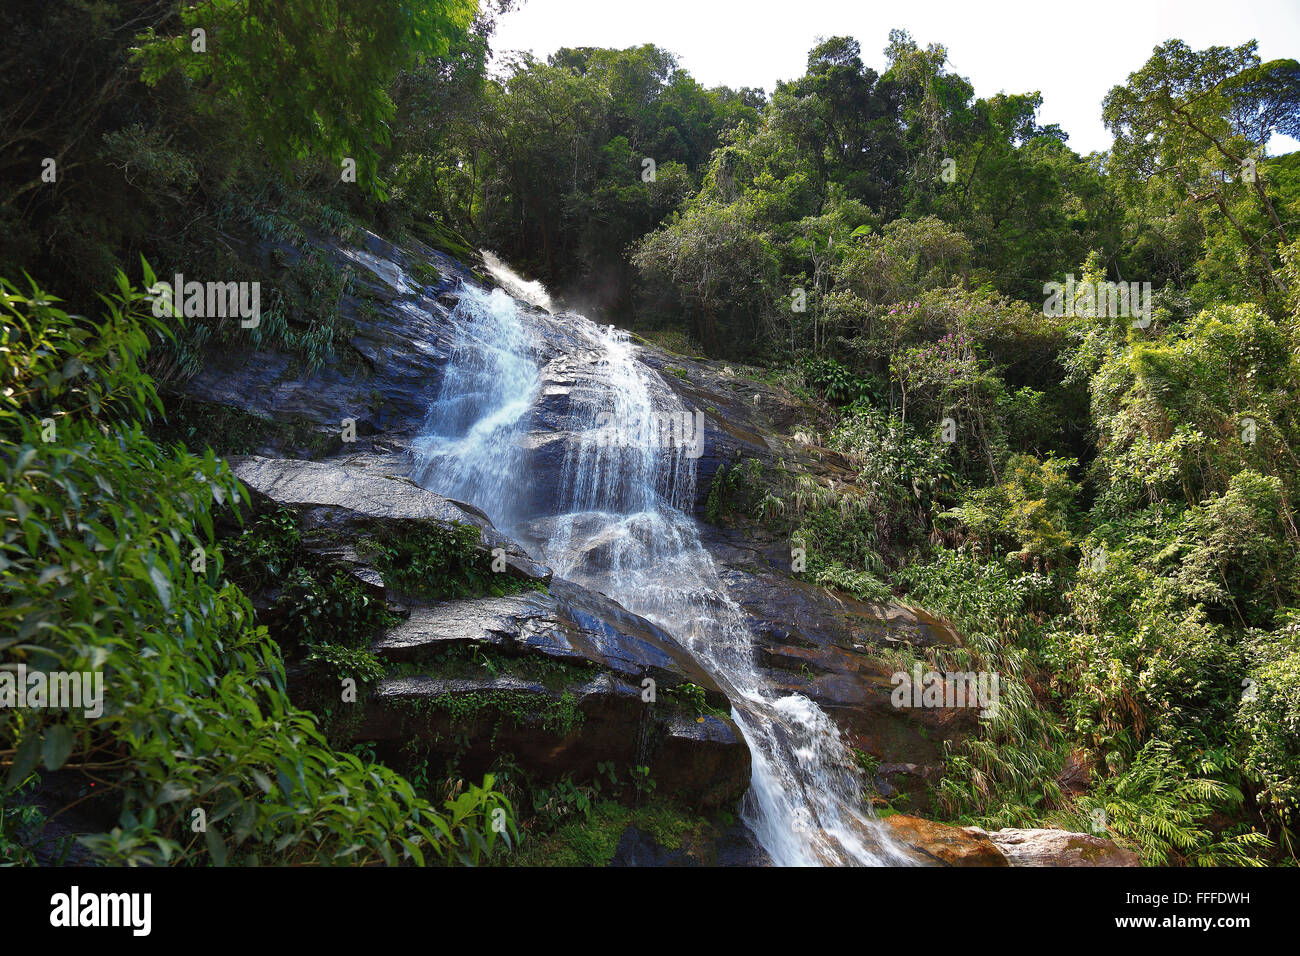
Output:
top-left (3, 0), bottom-right (1300, 868)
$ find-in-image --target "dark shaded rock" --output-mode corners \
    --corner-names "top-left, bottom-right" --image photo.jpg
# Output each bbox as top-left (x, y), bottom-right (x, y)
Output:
top-left (609, 820), bottom-right (770, 867)
top-left (698, 524), bottom-right (976, 812)
top-left (1056, 749), bottom-right (1094, 795)
top-left (229, 453), bottom-right (749, 808)
top-left (875, 763), bottom-right (942, 808)
top-left (715, 822), bottom-right (773, 866)
top-left (356, 671), bottom-right (748, 808)
top-left (654, 715), bottom-right (752, 810)
top-left (609, 827), bottom-right (699, 867)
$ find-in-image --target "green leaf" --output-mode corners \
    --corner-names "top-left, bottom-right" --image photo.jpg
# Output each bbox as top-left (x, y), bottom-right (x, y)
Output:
top-left (6, 733), bottom-right (41, 792)
top-left (40, 724), bottom-right (75, 771)
top-left (147, 562), bottom-right (171, 610)
top-left (205, 826), bottom-right (229, 867)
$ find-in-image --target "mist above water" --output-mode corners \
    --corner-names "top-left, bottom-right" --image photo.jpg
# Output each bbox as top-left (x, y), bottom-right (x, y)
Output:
top-left (480, 250), bottom-right (555, 313)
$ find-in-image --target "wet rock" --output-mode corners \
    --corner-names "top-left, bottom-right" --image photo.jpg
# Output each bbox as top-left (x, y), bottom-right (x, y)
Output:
top-left (227, 453), bottom-right (551, 585)
top-left (882, 815), bottom-right (1010, 867)
top-left (609, 827), bottom-right (699, 867)
top-left (183, 230), bottom-right (482, 456)
top-left (986, 828), bottom-right (1140, 867)
top-left (632, 345), bottom-right (855, 514)
top-left (229, 453), bottom-right (748, 808)
top-left (369, 583), bottom-right (730, 709)
top-left (699, 524), bottom-right (976, 812)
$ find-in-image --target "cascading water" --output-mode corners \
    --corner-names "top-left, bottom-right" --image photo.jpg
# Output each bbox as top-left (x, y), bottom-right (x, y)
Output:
top-left (414, 258), bottom-right (911, 866)
top-left (480, 250), bottom-right (554, 313)
top-left (409, 285), bottom-right (538, 529)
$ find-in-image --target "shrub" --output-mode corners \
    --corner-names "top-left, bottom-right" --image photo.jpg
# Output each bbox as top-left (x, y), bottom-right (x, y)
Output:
top-left (0, 269), bottom-right (512, 865)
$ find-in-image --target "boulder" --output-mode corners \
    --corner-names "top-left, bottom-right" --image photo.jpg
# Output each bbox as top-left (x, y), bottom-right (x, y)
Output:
top-left (882, 814), bottom-right (1010, 867)
top-left (227, 453), bottom-right (551, 584)
top-left (883, 815), bottom-right (1140, 867)
top-left (609, 827), bottom-right (699, 867)
top-left (987, 828), bottom-right (1140, 867)
top-left (608, 821), bottom-right (771, 867)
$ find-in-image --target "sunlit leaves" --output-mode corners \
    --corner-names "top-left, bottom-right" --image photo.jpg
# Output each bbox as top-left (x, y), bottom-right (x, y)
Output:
top-left (133, 1), bottom-right (478, 195)
top-left (2, 270), bottom-right (515, 865)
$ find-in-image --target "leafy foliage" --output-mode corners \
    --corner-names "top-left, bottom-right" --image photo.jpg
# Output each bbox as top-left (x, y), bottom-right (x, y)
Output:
top-left (133, 0), bottom-right (477, 195)
top-left (0, 271), bottom-right (511, 865)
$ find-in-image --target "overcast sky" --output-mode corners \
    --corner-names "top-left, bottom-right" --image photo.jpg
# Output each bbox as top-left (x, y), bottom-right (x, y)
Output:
top-left (491, 0), bottom-right (1300, 155)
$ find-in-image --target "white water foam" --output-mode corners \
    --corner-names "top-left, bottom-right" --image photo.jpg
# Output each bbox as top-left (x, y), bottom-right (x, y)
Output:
top-left (480, 250), bottom-right (554, 313)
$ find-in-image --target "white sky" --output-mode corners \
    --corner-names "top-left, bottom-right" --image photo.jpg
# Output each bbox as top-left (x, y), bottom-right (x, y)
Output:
top-left (492, 0), bottom-right (1300, 155)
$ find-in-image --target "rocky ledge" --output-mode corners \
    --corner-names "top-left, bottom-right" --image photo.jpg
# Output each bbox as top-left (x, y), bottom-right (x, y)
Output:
top-left (228, 452), bottom-right (751, 808)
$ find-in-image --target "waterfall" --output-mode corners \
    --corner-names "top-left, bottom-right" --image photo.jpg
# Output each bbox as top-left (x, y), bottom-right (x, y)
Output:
top-left (409, 285), bottom-right (538, 530)
top-left (413, 275), bottom-right (911, 866)
top-left (481, 250), bottom-right (555, 313)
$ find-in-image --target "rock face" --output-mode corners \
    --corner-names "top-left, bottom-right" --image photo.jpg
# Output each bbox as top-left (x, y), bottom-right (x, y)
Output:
top-left (183, 228), bottom-right (981, 809)
top-left (184, 232), bottom-right (481, 456)
top-left (699, 524), bottom-right (975, 812)
top-left (229, 452), bottom-right (551, 583)
top-left (986, 828), bottom-right (1141, 867)
top-left (634, 346), bottom-right (857, 515)
top-left (227, 452), bottom-right (749, 808)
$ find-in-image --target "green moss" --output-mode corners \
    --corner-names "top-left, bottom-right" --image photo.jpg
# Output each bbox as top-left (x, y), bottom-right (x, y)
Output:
top-left (385, 642), bottom-right (598, 690)
top-left (151, 396), bottom-right (335, 457)
top-left (409, 258), bottom-right (443, 288)
top-left (357, 523), bottom-right (548, 600)
top-left (510, 798), bottom-right (718, 866)
top-left (410, 218), bottom-right (476, 261)
top-left (661, 681), bottom-right (730, 720)
top-left (394, 686), bottom-right (585, 738)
